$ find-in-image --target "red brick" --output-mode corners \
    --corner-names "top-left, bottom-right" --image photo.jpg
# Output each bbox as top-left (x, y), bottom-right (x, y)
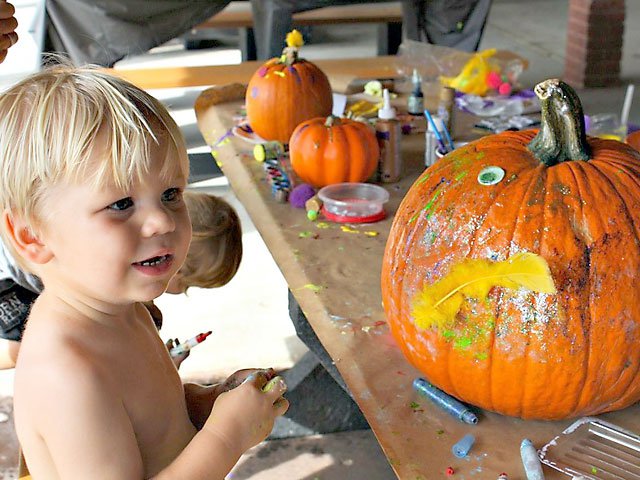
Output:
top-left (566, 44), bottom-right (622, 63)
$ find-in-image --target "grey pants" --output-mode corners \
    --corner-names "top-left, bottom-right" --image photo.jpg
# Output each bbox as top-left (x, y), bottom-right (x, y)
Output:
top-left (250, 0), bottom-right (493, 60)
top-left (45, 0), bottom-right (231, 66)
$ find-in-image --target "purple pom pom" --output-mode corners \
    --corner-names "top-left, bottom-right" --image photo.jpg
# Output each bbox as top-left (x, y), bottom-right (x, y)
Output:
top-left (289, 183), bottom-right (316, 208)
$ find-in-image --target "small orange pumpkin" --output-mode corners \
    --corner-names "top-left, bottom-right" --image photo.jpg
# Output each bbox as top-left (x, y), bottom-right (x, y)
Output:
top-left (245, 31), bottom-right (332, 143)
top-left (381, 78), bottom-right (640, 420)
top-left (289, 116), bottom-right (379, 188)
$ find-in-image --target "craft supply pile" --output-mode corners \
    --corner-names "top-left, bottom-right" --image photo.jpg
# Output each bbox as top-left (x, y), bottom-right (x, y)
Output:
top-left (214, 29), bottom-right (640, 479)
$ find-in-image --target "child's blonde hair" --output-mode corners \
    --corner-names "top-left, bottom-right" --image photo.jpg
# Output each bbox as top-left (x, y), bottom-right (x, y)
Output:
top-left (0, 63), bottom-right (189, 259)
top-left (178, 191), bottom-right (242, 292)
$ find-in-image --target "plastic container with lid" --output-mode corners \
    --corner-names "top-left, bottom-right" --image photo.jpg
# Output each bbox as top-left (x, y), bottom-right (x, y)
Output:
top-left (318, 183), bottom-right (389, 223)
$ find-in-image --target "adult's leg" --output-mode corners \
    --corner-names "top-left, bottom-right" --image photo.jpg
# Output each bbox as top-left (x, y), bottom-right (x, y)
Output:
top-left (45, 0), bottom-right (231, 66)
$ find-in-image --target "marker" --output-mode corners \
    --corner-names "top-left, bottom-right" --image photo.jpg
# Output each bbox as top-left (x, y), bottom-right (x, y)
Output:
top-left (412, 378), bottom-right (478, 425)
top-left (169, 331), bottom-right (212, 357)
top-left (520, 439), bottom-right (545, 480)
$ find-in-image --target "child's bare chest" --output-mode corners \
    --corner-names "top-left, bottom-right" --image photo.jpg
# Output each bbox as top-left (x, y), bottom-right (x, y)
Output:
top-left (109, 336), bottom-right (196, 470)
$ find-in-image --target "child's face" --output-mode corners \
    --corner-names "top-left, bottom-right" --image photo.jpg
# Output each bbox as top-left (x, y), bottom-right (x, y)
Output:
top-left (36, 132), bottom-right (191, 306)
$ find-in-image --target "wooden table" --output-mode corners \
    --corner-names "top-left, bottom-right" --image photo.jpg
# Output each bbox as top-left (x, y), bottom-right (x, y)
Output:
top-left (194, 63), bottom-right (640, 479)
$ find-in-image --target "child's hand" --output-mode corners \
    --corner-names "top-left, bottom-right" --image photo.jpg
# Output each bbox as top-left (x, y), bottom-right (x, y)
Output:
top-left (217, 368), bottom-right (277, 393)
top-left (165, 338), bottom-right (190, 368)
top-left (204, 369), bottom-right (288, 453)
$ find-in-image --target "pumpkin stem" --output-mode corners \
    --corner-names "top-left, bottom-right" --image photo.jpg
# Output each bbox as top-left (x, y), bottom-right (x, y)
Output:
top-left (281, 46), bottom-right (298, 66)
top-left (324, 115), bottom-right (337, 127)
top-left (527, 79), bottom-right (591, 166)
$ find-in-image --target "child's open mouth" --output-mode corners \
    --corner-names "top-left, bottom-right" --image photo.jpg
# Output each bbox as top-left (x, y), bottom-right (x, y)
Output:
top-left (132, 254), bottom-right (174, 275)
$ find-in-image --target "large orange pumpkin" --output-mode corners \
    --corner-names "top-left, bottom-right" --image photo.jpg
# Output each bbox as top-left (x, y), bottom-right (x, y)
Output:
top-left (381, 78), bottom-right (640, 420)
top-left (245, 38), bottom-right (332, 143)
top-left (289, 116), bottom-right (379, 188)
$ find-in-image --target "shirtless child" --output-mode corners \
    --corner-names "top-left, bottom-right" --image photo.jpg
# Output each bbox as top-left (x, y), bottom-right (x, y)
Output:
top-left (0, 64), bottom-right (288, 479)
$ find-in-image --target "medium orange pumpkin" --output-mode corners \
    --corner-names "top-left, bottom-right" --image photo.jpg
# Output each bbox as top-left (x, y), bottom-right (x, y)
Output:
top-left (289, 116), bottom-right (379, 188)
top-left (381, 78), bottom-right (640, 420)
top-left (245, 38), bottom-right (332, 143)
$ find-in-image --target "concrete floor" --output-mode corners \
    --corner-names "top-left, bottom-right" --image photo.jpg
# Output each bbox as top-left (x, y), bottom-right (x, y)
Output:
top-left (1, 1), bottom-right (640, 478)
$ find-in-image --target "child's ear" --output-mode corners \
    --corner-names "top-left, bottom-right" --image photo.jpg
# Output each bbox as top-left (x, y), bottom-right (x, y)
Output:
top-left (2, 211), bottom-right (53, 264)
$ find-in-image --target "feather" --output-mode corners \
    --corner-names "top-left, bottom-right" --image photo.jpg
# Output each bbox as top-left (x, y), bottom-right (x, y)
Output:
top-left (411, 252), bottom-right (556, 330)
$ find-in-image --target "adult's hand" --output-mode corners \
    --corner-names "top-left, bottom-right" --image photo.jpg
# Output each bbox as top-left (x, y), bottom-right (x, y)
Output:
top-left (0, 1), bottom-right (18, 64)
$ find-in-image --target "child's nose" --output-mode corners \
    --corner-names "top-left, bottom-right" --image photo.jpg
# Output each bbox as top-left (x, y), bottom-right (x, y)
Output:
top-left (141, 205), bottom-right (176, 237)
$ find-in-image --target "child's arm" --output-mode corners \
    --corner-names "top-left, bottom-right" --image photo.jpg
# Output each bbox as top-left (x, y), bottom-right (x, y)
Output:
top-left (183, 368), bottom-right (276, 429)
top-left (154, 372), bottom-right (288, 480)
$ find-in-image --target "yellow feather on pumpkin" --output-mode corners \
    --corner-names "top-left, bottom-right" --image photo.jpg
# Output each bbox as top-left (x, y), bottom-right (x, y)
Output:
top-left (411, 252), bottom-right (556, 330)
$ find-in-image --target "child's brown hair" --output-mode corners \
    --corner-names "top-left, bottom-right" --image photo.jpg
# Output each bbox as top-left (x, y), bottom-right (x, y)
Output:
top-left (177, 191), bottom-right (242, 292)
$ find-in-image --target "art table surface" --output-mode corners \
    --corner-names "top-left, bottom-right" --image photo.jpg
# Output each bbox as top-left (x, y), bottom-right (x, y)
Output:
top-left (195, 96), bottom-right (640, 479)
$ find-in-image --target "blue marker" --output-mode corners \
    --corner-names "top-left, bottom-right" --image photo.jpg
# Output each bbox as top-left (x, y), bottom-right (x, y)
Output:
top-left (412, 378), bottom-right (478, 425)
top-left (440, 121), bottom-right (455, 152)
top-left (520, 439), bottom-right (545, 480)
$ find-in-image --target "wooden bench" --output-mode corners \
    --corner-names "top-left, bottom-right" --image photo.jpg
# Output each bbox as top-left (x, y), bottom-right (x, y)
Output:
top-left (107, 56), bottom-right (399, 92)
top-left (188, 1), bottom-right (403, 61)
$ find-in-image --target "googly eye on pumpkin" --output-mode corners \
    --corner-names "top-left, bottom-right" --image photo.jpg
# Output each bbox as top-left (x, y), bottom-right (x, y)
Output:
top-left (477, 166), bottom-right (505, 185)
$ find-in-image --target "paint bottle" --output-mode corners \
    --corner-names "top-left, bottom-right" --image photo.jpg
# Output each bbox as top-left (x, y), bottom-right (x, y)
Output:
top-left (375, 88), bottom-right (402, 183)
top-left (437, 85), bottom-right (456, 137)
top-left (407, 69), bottom-right (424, 116)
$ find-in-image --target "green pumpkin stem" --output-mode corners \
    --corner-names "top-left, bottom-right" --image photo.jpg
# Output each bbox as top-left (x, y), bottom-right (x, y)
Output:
top-left (324, 115), bottom-right (336, 128)
top-left (527, 79), bottom-right (591, 166)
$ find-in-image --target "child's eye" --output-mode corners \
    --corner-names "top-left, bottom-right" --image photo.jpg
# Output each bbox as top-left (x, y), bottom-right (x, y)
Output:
top-left (108, 197), bottom-right (134, 211)
top-left (162, 188), bottom-right (182, 203)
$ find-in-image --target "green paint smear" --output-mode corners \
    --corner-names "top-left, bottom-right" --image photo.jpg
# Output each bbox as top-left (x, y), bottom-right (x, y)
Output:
top-left (409, 401), bottom-right (421, 410)
top-left (455, 171), bottom-right (468, 182)
top-left (415, 171), bottom-right (432, 186)
top-left (454, 336), bottom-right (473, 349)
top-left (409, 189), bottom-right (441, 224)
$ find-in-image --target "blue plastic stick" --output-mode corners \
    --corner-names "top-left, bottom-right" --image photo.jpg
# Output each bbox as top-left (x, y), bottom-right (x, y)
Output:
top-left (441, 121), bottom-right (455, 151)
top-left (424, 109), bottom-right (448, 153)
top-left (452, 434), bottom-right (475, 458)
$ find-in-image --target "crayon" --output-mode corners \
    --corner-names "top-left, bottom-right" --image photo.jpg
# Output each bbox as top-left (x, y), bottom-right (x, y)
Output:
top-left (412, 378), bottom-right (478, 425)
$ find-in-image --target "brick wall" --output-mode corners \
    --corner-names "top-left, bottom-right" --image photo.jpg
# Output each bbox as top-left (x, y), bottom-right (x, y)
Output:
top-left (563, 0), bottom-right (626, 88)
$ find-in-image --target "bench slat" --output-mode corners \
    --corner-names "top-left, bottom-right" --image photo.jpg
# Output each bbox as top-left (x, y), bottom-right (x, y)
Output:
top-left (196, 1), bottom-right (402, 30)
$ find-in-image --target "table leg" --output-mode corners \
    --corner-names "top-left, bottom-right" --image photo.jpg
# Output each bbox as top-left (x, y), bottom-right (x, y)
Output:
top-left (268, 290), bottom-right (369, 439)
